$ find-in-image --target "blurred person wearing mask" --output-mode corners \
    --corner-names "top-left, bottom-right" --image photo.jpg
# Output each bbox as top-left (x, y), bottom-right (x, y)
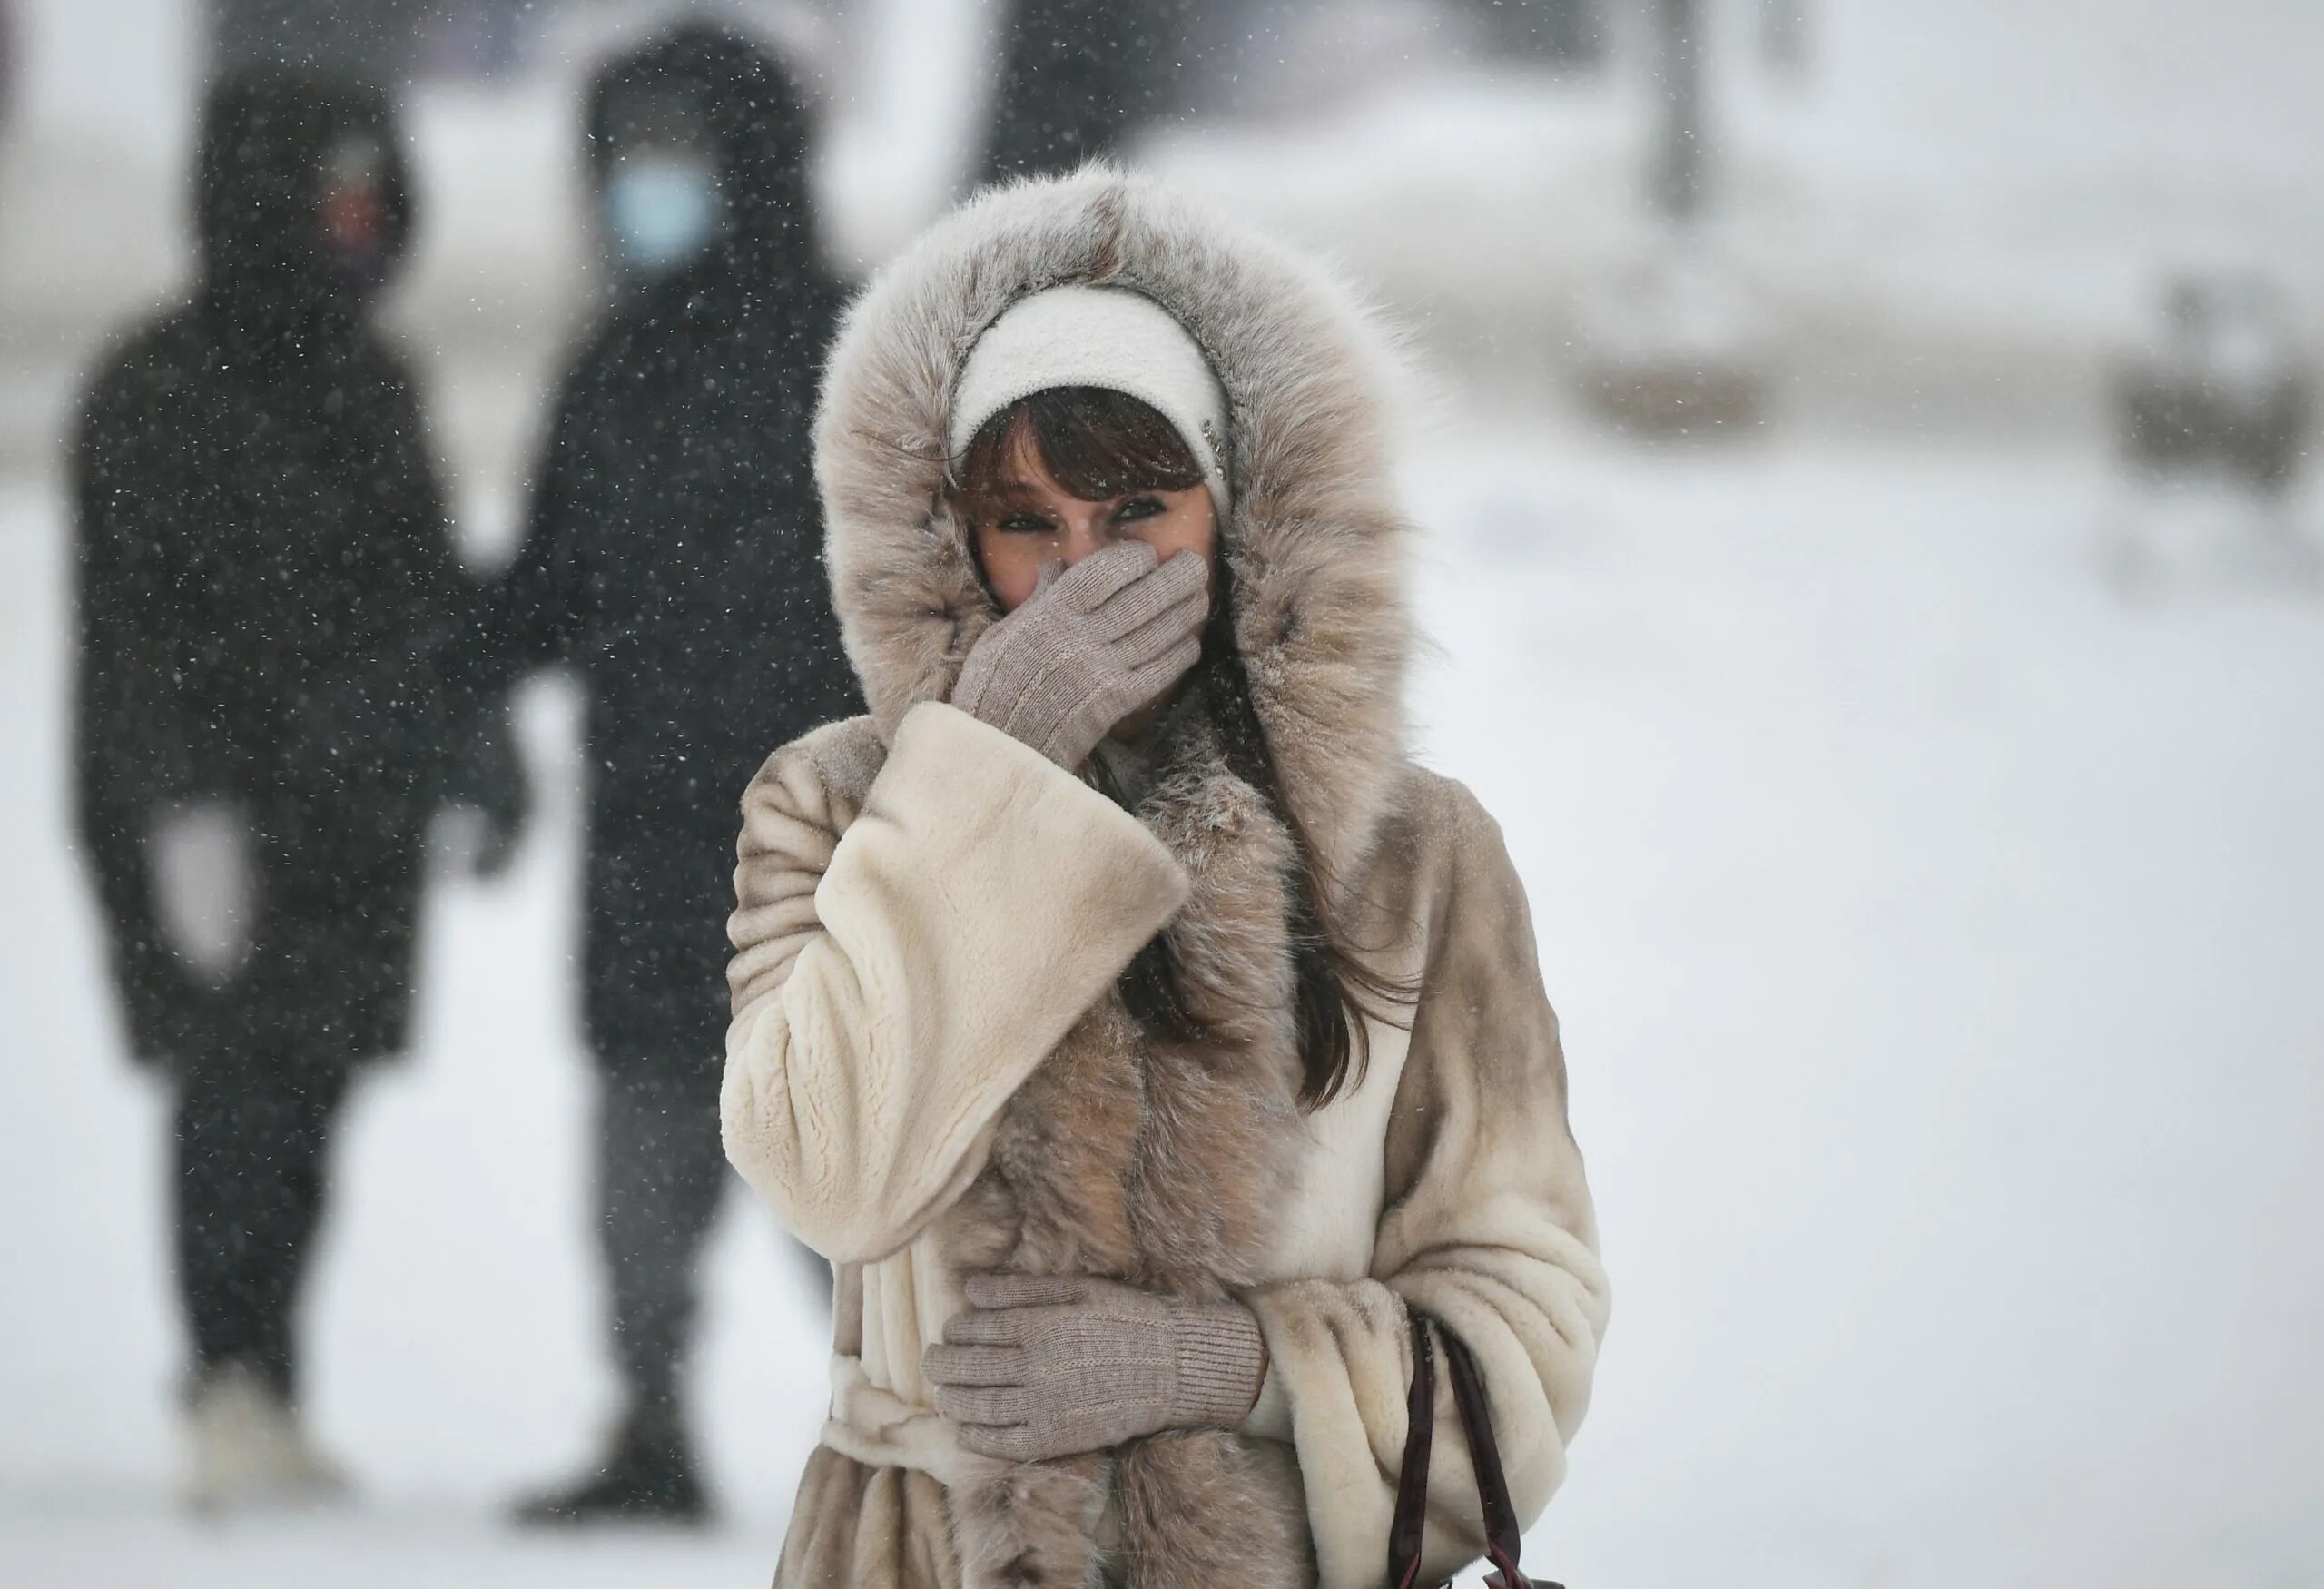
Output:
top-left (473, 24), bottom-right (857, 1526)
top-left (70, 67), bottom-right (521, 1513)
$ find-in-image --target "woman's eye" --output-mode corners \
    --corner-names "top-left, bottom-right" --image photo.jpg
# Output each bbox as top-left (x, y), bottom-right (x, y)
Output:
top-left (1117, 496), bottom-right (1164, 523)
top-left (997, 515), bottom-right (1054, 535)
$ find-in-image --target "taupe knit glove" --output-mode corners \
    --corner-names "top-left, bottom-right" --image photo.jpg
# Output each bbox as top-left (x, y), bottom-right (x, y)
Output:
top-left (950, 542), bottom-right (1209, 769)
top-left (925, 1272), bottom-right (1267, 1463)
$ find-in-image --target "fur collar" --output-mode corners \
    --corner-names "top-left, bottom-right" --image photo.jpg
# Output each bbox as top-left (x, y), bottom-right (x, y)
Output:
top-left (813, 163), bottom-right (1419, 889)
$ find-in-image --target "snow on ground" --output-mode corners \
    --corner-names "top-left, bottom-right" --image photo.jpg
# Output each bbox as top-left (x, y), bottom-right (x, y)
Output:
top-left (1402, 434), bottom-right (2324, 1586)
top-left (6, 424), bottom-right (2323, 1585)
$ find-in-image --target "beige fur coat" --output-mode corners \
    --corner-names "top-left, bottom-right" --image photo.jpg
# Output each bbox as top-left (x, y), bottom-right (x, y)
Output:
top-left (722, 166), bottom-right (1609, 1589)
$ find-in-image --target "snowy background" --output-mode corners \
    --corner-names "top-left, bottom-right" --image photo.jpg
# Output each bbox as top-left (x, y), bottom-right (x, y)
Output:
top-left (4, 0), bottom-right (2322, 1584)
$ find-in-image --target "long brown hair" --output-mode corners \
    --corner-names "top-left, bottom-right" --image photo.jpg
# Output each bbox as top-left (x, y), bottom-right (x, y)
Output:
top-left (950, 386), bottom-right (1413, 1109)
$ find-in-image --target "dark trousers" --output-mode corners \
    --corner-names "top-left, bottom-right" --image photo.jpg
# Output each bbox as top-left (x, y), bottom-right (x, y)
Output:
top-left (597, 1066), bottom-right (732, 1416)
top-left (172, 1062), bottom-right (351, 1398)
top-left (597, 1064), bottom-right (833, 1418)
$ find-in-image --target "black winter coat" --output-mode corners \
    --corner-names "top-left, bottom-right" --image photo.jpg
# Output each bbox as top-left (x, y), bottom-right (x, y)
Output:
top-left (73, 69), bottom-right (461, 1069)
top-left (477, 28), bottom-right (858, 1073)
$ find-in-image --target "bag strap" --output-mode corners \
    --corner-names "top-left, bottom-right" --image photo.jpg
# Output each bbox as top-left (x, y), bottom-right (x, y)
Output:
top-left (1386, 1308), bottom-right (1439, 1589)
top-left (1387, 1309), bottom-right (1556, 1589)
top-left (1440, 1327), bottom-right (1541, 1589)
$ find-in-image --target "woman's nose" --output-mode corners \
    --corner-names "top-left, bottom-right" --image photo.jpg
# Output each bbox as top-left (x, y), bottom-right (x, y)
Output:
top-left (1053, 511), bottom-right (1126, 568)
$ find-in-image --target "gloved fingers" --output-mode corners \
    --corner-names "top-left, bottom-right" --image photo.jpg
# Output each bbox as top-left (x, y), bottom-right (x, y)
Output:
top-left (931, 1380), bottom-right (1030, 1426)
top-left (977, 558), bottom-right (1071, 646)
top-left (1089, 547), bottom-right (1209, 639)
top-left (941, 1307), bottom-right (1025, 1348)
top-left (1120, 637), bottom-right (1205, 715)
top-left (956, 1420), bottom-right (1054, 1464)
top-left (964, 1271), bottom-right (1098, 1311)
top-left (1108, 580), bottom-right (1209, 666)
top-left (922, 1342), bottom-right (1024, 1388)
top-left (1051, 540), bottom-right (1159, 610)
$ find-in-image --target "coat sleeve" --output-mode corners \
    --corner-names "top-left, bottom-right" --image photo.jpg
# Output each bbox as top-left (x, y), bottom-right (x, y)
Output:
top-left (70, 357), bottom-right (184, 812)
top-left (366, 358), bottom-right (464, 639)
top-left (69, 361), bottom-right (187, 1059)
top-left (721, 701), bottom-right (1191, 1266)
top-left (354, 358), bottom-right (476, 782)
top-left (1239, 780), bottom-right (1610, 1588)
top-left (464, 371), bottom-right (596, 686)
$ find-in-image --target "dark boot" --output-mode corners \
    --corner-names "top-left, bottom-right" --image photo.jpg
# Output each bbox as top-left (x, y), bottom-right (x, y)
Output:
top-left (511, 1405), bottom-right (709, 1526)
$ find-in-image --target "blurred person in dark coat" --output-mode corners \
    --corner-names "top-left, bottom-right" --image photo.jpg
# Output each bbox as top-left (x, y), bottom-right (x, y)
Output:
top-left (479, 24), bottom-right (857, 1525)
top-left (72, 65), bottom-right (517, 1512)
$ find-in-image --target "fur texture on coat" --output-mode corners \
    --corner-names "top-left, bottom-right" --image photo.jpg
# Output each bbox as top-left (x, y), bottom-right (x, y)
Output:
top-left (816, 163), bottom-right (1417, 903)
top-left (797, 164), bottom-right (1427, 1588)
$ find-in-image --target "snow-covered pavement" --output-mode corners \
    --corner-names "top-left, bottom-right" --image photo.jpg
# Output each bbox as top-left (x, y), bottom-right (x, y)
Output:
top-left (1405, 435), bottom-right (2324, 1586)
top-left (5, 426), bottom-right (2321, 1586)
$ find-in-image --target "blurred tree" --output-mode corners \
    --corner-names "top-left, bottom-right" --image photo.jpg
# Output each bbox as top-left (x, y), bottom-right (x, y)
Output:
top-left (979, 0), bottom-right (1196, 185)
top-left (1470, 0), bottom-right (1606, 66)
top-left (205, 0), bottom-right (438, 81)
top-left (0, 0), bottom-right (15, 138)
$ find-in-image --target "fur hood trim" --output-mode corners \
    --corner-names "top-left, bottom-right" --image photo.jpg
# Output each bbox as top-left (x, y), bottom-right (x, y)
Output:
top-left (813, 163), bottom-right (1418, 887)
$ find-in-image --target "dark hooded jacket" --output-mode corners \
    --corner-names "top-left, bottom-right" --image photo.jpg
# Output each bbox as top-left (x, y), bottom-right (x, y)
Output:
top-left (475, 25), bottom-right (856, 1073)
top-left (73, 67), bottom-right (461, 1068)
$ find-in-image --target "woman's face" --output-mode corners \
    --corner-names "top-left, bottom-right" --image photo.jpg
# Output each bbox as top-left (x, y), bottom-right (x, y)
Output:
top-left (968, 430), bottom-right (1217, 614)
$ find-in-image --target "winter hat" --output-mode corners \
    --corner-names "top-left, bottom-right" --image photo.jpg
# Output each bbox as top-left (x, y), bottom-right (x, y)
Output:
top-left (948, 283), bottom-right (1233, 514)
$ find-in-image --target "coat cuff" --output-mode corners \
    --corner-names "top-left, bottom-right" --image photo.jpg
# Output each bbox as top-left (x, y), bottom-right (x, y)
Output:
top-left (1240, 1356), bottom-right (1295, 1443)
top-left (881, 701), bottom-right (1187, 920)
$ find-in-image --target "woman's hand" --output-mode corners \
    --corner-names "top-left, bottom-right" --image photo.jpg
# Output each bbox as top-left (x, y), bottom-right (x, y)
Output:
top-left (949, 541), bottom-right (1208, 770)
top-left (923, 1272), bottom-right (1266, 1463)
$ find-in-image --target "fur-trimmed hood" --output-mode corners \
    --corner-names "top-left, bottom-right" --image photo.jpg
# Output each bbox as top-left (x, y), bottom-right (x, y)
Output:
top-left (813, 164), bottom-right (1418, 886)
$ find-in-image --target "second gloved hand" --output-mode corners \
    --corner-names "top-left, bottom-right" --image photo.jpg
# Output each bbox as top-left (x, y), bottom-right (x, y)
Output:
top-left (949, 541), bottom-right (1208, 769)
top-left (923, 1272), bottom-right (1266, 1464)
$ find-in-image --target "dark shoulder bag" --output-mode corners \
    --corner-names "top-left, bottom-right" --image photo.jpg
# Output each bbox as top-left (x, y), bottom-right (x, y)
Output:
top-left (1387, 1311), bottom-right (1561, 1589)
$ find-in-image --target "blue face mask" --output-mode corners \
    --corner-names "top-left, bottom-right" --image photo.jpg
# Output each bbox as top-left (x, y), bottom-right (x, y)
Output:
top-left (605, 156), bottom-right (722, 274)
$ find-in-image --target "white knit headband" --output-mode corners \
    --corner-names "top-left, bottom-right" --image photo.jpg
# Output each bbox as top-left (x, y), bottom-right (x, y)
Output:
top-left (948, 283), bottom-right (1233, 514)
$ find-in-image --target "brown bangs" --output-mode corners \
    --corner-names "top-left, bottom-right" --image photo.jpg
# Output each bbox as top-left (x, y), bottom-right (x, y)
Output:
top-left (952, 386), bottom-right (1205, 510)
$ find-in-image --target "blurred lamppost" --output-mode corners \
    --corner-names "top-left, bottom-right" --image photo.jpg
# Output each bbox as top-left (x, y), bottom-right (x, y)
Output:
top-left (1579, 0), bottom-right (1771, 438)
top-left (1653, 0), bottom-right (1704, 227)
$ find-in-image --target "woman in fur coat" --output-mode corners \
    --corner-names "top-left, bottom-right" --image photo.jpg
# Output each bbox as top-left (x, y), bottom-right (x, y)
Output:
top-left (722, 166), bottom-right (1610, 1588)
